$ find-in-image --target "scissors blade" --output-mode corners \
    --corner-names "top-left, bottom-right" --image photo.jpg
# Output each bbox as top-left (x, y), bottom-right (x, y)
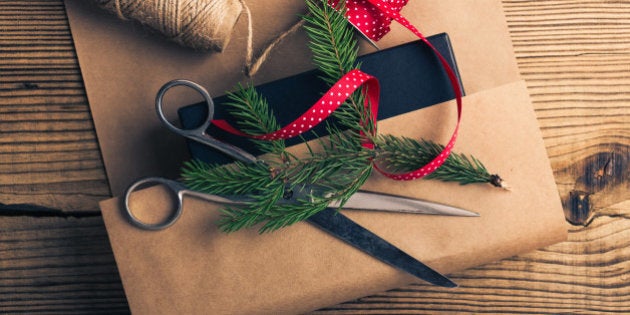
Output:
top-left (352, 25), bottom-right (380, 50)
top-left (331, 191), bottom-right (479, 217)
top-left (307, 208), bottom-right (457, 288)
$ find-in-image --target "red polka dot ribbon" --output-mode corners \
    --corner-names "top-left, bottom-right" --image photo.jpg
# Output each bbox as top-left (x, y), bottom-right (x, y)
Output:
top-left (328, 0), bottom-right (409, 41)
top-left (213, 0), bottom-right (463, 181)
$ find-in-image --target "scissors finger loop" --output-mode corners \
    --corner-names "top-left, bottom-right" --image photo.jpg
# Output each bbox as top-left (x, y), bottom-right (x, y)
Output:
top-left (155, 79), bottom-right (215, 136)
top-left (124, 177), bottom-right (186, 231)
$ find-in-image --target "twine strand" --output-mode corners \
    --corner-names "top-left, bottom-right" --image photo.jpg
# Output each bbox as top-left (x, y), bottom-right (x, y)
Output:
top-left (245, 18), bottom-right (305, 77)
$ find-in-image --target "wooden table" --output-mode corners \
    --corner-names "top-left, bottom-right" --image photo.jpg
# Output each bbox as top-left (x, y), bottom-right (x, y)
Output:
top-left (1, 0), bottom-right (628, 313)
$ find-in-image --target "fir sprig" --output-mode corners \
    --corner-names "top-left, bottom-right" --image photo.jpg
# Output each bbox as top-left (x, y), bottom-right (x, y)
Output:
top-left (303, 0), bottom-right (358, 85)
top-left (181, 159), bottom-right (275, 196)
top-left (181, 0), bottom-right (506, 233)
top-left (182, 127), bottom-right (374, 233)
top-left (224, 84), bottom-right (286, 157)
top-left (303, 0), bottom-right (373, 135)
top-left (374, 135), bottom-right (494, 185)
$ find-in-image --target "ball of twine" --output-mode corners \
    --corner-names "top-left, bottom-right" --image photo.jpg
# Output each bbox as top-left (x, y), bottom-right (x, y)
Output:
top-left (95, 0), bottom-right (244, 52)
top-left (94, 0), bottom-right (305, 76)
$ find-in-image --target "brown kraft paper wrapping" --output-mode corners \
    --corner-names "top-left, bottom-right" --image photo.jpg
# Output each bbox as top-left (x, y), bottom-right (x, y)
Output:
top-left (65, 0), bottom-right (569, 313)
top-left (100, 81), bottom-right (568, 314)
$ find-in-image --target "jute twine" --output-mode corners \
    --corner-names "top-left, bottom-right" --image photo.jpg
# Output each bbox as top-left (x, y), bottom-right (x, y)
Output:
top-left (95, 0), bottom-right (243, 51)
top-left (94, 0), bottom-right (304, 76)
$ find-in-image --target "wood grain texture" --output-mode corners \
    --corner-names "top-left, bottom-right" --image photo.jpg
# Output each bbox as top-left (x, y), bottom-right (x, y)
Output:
top-left (0, 215), bottom-right (129, 314)
top-left (504, 0), bottom-right (630, 220)
top-left (0, 0), bottom-right (627, 313)
top-left (0, 0), bottom-right (109, 212)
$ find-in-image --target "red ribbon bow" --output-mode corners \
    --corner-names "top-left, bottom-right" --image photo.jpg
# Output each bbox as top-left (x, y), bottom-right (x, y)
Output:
top-left (214, 0), bottom-right (463, 181)
top-left (328, 0), bottom-right (409, 41)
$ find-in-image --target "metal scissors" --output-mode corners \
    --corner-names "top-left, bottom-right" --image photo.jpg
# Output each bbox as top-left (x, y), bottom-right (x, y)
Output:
top-left (124, 79), bottom-right (479, 287)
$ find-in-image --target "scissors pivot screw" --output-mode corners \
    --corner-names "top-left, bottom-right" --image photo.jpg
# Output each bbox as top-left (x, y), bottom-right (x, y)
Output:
top-left (283, 189), bottom-right (294, 200)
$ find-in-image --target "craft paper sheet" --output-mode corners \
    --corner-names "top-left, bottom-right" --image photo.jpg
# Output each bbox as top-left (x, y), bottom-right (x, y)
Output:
top-left (64, 0), bottom-right (569, 313)
top-left (101, 81), bottom-right (568, 314)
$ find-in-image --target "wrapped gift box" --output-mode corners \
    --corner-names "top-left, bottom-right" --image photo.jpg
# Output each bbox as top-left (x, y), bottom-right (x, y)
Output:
top-left (178, 33), bottom-right (463, 164)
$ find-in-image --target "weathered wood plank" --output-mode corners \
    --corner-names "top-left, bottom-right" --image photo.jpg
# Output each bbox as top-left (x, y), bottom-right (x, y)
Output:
top-left (0, 215), bottom-right (129, 314)
top-left (503, 0), bottom-right (630, 221)
top-left (0, 0), bottom-right (110, 211)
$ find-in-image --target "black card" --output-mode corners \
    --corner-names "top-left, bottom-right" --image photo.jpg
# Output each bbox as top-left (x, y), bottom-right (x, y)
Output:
top-left (178, 33), bottom-right (464, 165)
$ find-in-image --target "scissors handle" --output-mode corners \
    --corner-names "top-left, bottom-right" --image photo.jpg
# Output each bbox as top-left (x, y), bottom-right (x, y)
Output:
top-left (155, 79), bottom-right (258, 164)
top-left (124, 177), bottom-right (253, 230)
top-left (124, 177), bottom-right (186, 231)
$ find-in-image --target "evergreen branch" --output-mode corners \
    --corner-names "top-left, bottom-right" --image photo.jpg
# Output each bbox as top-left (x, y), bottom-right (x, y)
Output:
top-left (374, 135), bottom-right (493, 185)
top-left (181, 159), bottom-right (276, 196)
top-left (185, 128), bottom-right (374, 233)
top-left (217, 148), bottom-right (373, 233)
top-left (303, 0), bottom-right (357, 84)
top-left (217, 180), bottom-right (287, 233)
top-left (303, 0), bottom-right (370, 131)
top-left (224, 84), bottom-right (286, 156)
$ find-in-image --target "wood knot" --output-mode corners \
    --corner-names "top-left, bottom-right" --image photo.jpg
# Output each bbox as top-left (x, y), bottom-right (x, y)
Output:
top-left (20, 82), bottom-right (39, 90)
top-left (560, 146), bottom-right (629, 226)
top-left (567, 190), bottom-right (592, 226)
